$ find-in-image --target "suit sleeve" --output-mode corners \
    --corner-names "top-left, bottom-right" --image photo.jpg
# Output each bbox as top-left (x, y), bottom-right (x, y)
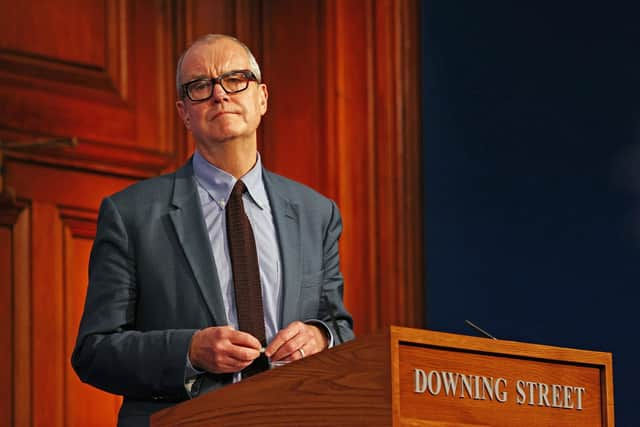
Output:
top-left (317, 200), bottom-right (355, 344)
top-left (71, 197), bottom-right (195, 401)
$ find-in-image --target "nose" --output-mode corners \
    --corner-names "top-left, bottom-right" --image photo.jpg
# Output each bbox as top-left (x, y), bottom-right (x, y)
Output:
top-left (210, 82), bottom-right (229, 103)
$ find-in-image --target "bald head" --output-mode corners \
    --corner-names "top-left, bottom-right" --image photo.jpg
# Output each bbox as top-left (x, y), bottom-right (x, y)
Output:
top-left (176, 34), bottom-right (262, 99)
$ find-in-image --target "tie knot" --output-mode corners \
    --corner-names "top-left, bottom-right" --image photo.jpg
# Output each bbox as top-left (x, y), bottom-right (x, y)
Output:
top-left (231, 180), bottom-right (246, 199)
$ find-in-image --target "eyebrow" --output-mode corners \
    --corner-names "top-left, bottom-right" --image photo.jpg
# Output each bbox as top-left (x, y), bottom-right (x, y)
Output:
top-left (184, 74), bottom-right (209, 83)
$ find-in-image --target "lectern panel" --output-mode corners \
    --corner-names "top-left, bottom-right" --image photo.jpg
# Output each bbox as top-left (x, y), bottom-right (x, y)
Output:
top-left (390, 327), bottom-right (612, 427)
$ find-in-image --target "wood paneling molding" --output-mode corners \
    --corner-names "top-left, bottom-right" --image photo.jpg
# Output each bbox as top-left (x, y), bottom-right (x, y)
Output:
top-left (0, 199), bottom-right (119, 426)
top-left (3, 156), bottom-right (137, 210)
top-left (31, 202), bottom-right (64, 427)
top-left (0, 206), bottom-right (31, 426)
top-left (0, 226), bottom-right (14, 426)
top-left (0, 0), bottom-right (180, 177)
top-left (0, 1), bottom-right (128, 99)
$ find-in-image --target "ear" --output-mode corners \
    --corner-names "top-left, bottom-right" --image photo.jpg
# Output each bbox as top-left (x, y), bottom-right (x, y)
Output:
top-left (258, 84), bottom-right (268, 116)
top-left (176, 100), bottom-right (191, 130)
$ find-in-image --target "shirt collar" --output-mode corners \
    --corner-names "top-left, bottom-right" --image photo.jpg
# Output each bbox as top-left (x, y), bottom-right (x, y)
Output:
top-left (192, 150), bottom-right (268, 209)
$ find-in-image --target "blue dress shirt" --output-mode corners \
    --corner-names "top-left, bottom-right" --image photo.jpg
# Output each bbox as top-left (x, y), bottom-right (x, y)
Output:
top-left (192, 150), bottom-right (282, 341)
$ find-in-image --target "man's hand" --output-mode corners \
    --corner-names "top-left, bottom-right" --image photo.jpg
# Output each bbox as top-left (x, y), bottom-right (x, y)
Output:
top-left (189, 326), bottom-right (262, 373)
top-left (265, 321), bottom-right (328, 362)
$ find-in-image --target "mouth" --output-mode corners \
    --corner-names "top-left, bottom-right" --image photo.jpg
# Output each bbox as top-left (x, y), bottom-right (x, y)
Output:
top-left (210, 111), bottom-right (237, 120)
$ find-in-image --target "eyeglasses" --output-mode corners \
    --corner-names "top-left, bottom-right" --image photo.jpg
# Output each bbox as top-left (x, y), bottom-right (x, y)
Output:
top-left (181, 69), bottom-right (258, 101)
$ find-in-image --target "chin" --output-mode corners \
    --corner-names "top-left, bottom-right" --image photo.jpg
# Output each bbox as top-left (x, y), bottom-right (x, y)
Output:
top-left (212, 125), bottom-right (246, 140)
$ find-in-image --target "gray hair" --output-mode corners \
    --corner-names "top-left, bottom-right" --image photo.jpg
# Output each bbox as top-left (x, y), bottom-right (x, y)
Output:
top-left (175, 34), bottom-right (262, 99)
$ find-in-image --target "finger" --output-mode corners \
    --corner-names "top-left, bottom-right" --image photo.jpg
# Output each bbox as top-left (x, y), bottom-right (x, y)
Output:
top-left (225, 342), bottom-right (261, 362)
top-left (272, 333), bottom-right (308, 361)
top-left (264, 321), bottom-right (304, 357)
top-left (203, 344), bottom-right (259, 373)
top-left (213, 355), bottom-right (255, 373)
top-left (227, 329), bottom-right (263, 351)
top-left (194, 327), bottom-right (261, 372)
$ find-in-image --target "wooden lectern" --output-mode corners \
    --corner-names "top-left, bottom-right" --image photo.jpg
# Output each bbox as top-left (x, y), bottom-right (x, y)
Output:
top-left (151, 326), bottom-right (614, 426)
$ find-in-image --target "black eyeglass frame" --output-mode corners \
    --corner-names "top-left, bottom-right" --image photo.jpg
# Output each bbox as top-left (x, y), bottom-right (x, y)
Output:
top-left (181, 69), bottom-right (259, 101)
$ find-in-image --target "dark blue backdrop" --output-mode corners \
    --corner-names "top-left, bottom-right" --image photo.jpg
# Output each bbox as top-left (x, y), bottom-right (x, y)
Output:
top-left (421, 3), bottom-right (640, 424)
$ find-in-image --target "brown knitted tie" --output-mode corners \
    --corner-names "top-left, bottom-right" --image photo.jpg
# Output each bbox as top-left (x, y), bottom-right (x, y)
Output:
top-left (226, 180), bottom-right (269, 377)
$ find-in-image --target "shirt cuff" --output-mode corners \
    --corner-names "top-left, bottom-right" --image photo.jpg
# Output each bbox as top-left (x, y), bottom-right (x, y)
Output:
top-left (184, 336), bottom-right (205, 396)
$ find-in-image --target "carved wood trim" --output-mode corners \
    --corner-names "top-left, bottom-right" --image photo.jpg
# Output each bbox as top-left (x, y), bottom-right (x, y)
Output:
top-left (31, 202), bottom-right (65, 427)
top-left (0, 139), bottom-right (174, 179)
top-left (0, 1), bottom-right (128, 100)
top-left (105, 0), bottom-right (130, 101)
top-left (5, 155), bottom-right (135, 204)
top-left (59, 206), bottom-right (98, 240)
top-left (11, 207), bottom-right (31, 426)
top-left (398, 0), bottom-right (424, 328)
top-left (0, 196), bottom-right (27, 226)
top-left (0, 1), bottom-right (180, 177)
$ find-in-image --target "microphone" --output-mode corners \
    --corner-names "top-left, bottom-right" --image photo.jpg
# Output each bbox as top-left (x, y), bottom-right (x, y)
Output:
top-left (465, 319), bottom-right (498, 340)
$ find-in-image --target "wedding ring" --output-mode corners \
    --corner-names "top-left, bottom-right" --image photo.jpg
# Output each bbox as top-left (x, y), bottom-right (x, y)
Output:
top-left (298, 348), bottom-right (305, 359)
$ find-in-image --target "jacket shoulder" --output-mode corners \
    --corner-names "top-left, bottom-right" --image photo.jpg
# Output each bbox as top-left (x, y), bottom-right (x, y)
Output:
top-left (264, 170), bottom-right (332, 205)
top-left (107, 161), bottom-right (192, 209)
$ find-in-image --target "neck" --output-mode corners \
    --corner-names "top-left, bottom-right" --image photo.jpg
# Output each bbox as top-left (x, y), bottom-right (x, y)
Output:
top-left (196, 138), bottom-right (257, 178)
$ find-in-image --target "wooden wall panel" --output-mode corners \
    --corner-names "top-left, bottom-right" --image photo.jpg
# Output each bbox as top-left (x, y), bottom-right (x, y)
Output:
top-left (0, 158), bottom-right (129, 426)
top-left (0, 1), bottom-right (422, 425)
top-left (325, 0), bottom-right (378, 332)
top-left (31, 202), bottom-right (65, 427)
top-left (323, 0), bottom-right (423, 332)
top-left (261, 0), bottom-right (324, 190)
top-left (399, 0), bottom-right (423, 328)
top-left (64, 222), bottom-right (120, 426)
top-left (0, 0), bottom-right (106, 67)
top-left (3, 158), bottom-right (137, 208)
top-left (0, 205), bottom-right (31, 426)
top-left (0, 225), bottom-right (13, 426)
top-left (0, 0), bottom-right (179, 176)
top-left (0, 1), bottom-right (178, 425)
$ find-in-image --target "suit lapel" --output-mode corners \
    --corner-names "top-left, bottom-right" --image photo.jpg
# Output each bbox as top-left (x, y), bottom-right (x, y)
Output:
top-left (169, 161), bottom-right (227, 325)
top-left (263, 170), bottom-right (302, 328)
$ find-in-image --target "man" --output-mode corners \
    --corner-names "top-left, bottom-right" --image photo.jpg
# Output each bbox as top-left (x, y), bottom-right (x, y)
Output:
top-left (72, 34), bottom-right (354, 426)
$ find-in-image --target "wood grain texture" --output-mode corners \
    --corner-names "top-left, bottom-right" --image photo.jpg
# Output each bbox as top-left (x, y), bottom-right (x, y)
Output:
top-left (152, 327), bottom-right (613, 426)
top-left (0, 0), bottom-right (180, 176)
top-left (0, 200), bottom-right (29, 427)
top-left (152, 331), bottom-right (392, 426)
top-left (0, 227), bottom-right (13, 426)
top-left (260, 0), bottom-right (324, 190)
top-left (323, 0), bottom-right (424, 333)
top-left (390, 326), bottom-right (614, 427)
top-left (31, 202), bottom-right (65, 427)
top-left (63, 226), bottom-right (121, 426)
top-left (3, 157), bottom-right (137, 209)
top-left (1, 157), bottom-right (134, 426)
top-left (324, 0), bottom-right (378, 333)
top-left (0, 0), bottom-right (106, 67)
top-left (12, 208), bottom-right (31, 427)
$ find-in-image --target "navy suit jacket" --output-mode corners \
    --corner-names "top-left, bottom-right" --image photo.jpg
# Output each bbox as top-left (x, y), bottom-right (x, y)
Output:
top-left (71, 159), bottom-right (354, 426)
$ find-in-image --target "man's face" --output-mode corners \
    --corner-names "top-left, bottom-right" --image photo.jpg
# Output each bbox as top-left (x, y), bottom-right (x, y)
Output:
top-left (176, 39), bottom-right (268, 148)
